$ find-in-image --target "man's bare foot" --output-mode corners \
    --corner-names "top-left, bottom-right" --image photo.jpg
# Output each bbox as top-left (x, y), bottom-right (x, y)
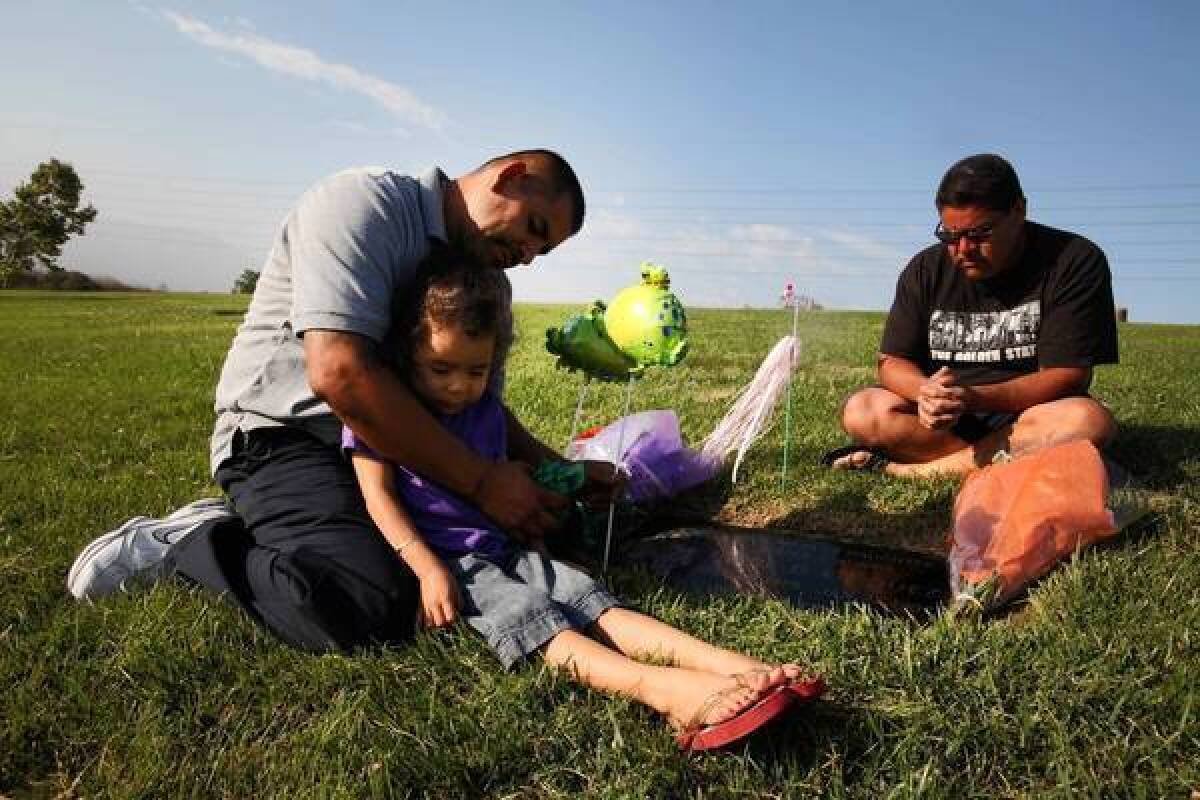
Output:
top-left (830, 449), bottom-right (928, 478)
top-left (826, 447), bottom-right (891, 473)
top-left (883, 460), bottom-right (964, 479)
top-left (884, 461), bottom-right (920, 477)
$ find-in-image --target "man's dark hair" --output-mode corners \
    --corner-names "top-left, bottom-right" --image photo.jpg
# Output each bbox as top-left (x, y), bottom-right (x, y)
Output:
top-left (935, 154), bottom-right (1025, 212)
top-left (483, 149), bottom-right (586, 234)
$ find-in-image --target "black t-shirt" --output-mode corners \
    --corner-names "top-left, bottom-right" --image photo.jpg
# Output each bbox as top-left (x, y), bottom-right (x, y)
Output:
top-left (880, 221), bottom-right (1118, 386)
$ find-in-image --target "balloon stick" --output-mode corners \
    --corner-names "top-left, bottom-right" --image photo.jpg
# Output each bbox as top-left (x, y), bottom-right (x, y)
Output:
top-left (602, 374), bottom-right (637, 574)
top-left (564, 376), bottom-right (592, 456)
top-left (781, 296), bottom-right (800, 489)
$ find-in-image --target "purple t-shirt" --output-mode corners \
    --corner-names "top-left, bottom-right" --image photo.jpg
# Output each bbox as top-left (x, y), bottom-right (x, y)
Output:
top-left (342, 392), bottom-right (510, 559)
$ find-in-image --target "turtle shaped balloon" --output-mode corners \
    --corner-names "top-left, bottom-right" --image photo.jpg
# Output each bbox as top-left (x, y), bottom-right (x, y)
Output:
top-left (545, 263), bottom-right (688, 381)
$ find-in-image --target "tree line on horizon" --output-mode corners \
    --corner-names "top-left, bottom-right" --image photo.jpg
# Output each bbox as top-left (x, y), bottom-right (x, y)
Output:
top-left (0, 159), bottom-right (97, 289)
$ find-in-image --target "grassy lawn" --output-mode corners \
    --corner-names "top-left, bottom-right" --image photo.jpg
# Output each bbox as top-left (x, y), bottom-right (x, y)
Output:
top-left (1, 290), bottom-right (1196, 798)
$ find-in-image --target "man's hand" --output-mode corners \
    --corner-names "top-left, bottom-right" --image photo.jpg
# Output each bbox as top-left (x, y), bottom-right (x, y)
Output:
top-left (917, 367), bottom-right (967, 430)
top-left (474, 461), bottom-right (568, 545)
top-left (416, 562), bottom-right (461, 630)
top-left (577, 459), bottom-right (625, 509)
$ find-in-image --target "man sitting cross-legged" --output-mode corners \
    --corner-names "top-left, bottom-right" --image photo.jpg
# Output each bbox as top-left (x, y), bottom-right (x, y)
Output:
top-left (825, 154), bottom-right (1119, 479)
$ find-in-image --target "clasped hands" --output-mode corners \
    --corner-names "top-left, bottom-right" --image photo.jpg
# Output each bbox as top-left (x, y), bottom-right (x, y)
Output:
top-left (917, 366), bottom-right (972, 430)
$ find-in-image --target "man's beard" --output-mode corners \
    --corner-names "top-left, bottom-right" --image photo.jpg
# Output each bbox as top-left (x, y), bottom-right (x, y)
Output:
top-left (445, 231), bottom-right (509, 270)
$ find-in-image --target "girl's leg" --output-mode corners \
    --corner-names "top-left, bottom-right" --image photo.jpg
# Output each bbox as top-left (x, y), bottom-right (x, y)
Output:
top-left (590, 607), bottom-right (802, 686)
top-left (541, 627), bottom-right (767, 729)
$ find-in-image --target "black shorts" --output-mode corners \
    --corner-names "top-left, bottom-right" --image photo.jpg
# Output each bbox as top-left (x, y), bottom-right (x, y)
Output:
top-left (950, 411), bottom-right (1018, 443)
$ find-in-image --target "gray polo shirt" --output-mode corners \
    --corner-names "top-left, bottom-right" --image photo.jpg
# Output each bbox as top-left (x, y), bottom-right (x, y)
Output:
top-left (209, 166), bottom-right (453, 475)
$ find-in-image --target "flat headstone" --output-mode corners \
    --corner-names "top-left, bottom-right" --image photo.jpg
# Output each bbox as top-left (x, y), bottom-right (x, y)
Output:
top-left (621, 527), bottom-right (948, 617)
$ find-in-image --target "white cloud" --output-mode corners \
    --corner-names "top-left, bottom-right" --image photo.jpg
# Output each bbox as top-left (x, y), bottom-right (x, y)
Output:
top-left (162, 11), bottom-right (448, 131)
top-left (580, 209), bottom-right (647, 241)
top-left (728, 223), bottom-right (798, 243)
top-left (565, 213), bottom-right (822, 296)
top-left (329, 120), bottom-right (369, 134)
top-left (727, 223), bottom-right (818, 263)
top-left (820, 228), bottom-right (906, 263)
top-left (515, 211), bottom-right (908, 307)
top-left (526, 209), bottom-right (919, 306)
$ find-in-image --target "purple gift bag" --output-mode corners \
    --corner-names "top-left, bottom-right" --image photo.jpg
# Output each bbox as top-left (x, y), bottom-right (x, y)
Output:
top-left (566, 410), bottom-right (721, 502)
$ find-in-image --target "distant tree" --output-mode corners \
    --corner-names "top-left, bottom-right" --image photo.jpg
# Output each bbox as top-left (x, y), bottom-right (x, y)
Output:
top-left (48, 270), bottom-right (98, 290)
top-left (0, 159), bottom-right (98, 287)
top-left (232, 268), bottom-right (260, 295)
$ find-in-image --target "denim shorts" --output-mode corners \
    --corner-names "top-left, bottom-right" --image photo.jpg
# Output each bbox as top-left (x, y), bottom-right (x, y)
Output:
top-left (448, 549), bottom-right (620, 669)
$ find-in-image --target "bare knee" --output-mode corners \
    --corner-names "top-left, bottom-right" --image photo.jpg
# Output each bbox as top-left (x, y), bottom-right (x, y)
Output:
top-left (1015, 398), bottom-right (1118, 449)
top-left (840, 387), bottom-right (907, 446)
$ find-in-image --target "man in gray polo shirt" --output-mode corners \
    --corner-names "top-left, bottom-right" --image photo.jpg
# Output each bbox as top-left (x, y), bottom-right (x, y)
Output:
top-left (67, 149), bottom-right (589, 652)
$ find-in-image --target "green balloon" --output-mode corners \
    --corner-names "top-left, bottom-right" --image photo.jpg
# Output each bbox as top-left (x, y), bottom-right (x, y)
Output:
top-left (545, 301), bottom-right (641, 381)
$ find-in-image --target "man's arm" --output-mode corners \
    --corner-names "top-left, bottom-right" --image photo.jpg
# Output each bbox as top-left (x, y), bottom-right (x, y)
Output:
top-left (503, 405), bottom-right (559, 466)
top-left (961, 366), bottom-right (1092, 413)
top-left (878, 354), bottom-right (930, 403)
top-left (503, 404), bottom-right (621, 502)
top-left (881, 354), bottom-right (1092, 423)
top-left (304, 330), bottom-right (564, 537)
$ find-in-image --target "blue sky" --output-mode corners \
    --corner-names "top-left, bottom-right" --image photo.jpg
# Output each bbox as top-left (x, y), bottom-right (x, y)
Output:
top-left (2, 1), bottom-right (1198, 322)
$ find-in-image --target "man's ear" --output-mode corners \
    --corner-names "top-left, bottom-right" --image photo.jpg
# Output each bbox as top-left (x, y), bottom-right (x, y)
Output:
top-left (490, 160), bottom-right (528, 194)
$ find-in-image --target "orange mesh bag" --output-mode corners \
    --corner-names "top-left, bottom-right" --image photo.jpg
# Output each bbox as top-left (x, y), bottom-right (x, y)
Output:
top-left (949, 439), bottom-right (1118, 609)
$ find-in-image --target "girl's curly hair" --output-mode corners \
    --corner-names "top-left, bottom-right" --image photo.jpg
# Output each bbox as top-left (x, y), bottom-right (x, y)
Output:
top-left (389, 249), bottom-right (513, 374)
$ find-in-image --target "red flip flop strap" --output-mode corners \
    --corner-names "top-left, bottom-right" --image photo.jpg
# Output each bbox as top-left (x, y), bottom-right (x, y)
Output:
top-left (677, 684), bottom-right (796, 752)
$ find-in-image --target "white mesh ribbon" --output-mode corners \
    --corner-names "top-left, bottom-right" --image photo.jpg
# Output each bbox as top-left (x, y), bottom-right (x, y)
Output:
top-left (699, 335), bottom-right (801, 483)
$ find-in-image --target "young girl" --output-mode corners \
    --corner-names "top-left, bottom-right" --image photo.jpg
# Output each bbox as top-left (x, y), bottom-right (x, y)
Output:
top-left (343, 263), bottom-right (822, 751)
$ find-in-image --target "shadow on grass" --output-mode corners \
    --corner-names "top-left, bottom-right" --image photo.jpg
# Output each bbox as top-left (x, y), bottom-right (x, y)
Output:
top-left (1107, 424), bottom-right (1200, 490)
top-left (734, 698), bottom-right (862, 774)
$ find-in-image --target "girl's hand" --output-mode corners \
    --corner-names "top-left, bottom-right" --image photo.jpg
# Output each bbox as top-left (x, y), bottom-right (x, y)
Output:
top-left (417, 563), bottom-right (461, 630)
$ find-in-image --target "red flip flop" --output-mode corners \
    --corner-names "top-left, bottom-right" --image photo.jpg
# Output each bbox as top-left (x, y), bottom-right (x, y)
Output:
top-left (787, 676), bottom-right (827, 703)
top-left (675, 683), bottom-right (797, 752)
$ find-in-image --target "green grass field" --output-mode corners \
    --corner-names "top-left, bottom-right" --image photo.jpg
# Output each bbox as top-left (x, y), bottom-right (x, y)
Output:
top-left (2, 290), bottom-right (1197, 799)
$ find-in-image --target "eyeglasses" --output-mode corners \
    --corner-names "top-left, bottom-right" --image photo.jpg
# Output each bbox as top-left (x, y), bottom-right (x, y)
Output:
top-left (933, 220), bottom-right (998, 245)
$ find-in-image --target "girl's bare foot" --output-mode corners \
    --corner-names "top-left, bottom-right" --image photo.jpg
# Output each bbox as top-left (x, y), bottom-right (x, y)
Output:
top-left (724, 662), bottom-right (807, 691)
top-left (661, 670), bottom-right (769, 731)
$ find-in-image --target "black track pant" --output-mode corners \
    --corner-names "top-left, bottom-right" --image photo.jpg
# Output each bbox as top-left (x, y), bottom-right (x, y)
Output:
top-left (169, 427), bottom-right (418, 652)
